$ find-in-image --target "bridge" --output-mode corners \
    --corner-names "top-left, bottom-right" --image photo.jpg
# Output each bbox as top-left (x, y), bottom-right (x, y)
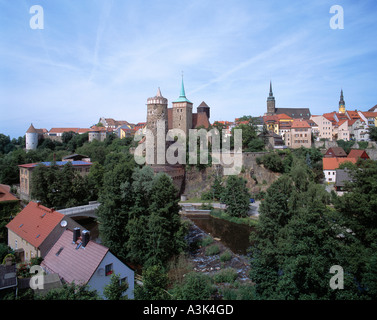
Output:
top-left (59, 202), bottom-right (100, 219)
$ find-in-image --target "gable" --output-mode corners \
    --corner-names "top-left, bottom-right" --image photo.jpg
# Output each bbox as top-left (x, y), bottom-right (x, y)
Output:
top-left (6, 202), bottom-right (64, 248)
top-left (41, 230), bottom-right (108, 285)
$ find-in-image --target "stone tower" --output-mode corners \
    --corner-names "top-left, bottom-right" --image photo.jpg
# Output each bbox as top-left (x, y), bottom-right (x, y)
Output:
top-left (26, 123), bottom-right (39, 151)
top-left (339, 89), bottom-right (345, 114)
top-left (146, 88), bottom-right (168, 165)
top-left (267, 81), bottom-right (276, 115)
top-left (172, 78), bottom-right (193, 136)
top-left (197, 101), bottom-right (210, 120)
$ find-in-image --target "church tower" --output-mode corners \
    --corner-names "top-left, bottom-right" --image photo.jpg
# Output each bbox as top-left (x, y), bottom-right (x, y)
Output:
top-left (172, 77), bottom-right (193, 136)
top-left (146, 88), bottom-right (168, 165)
top-left (339, 89), bottom-right (345, 114)
top-left (267, 81), bottom-right (276, 115)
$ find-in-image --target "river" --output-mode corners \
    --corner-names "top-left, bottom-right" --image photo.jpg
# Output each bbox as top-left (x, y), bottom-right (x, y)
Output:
top-left (185, 214), bottom-right (253, 255)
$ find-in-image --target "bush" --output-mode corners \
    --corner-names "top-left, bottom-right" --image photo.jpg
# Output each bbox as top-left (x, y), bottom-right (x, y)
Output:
top-left (260, 153), bottom-right (284, 173)
top-left (220, 250), bottom-right (232, 262)
top-left (205, 244), bottom-right (220, 256)
top-left (213, 268), bottom-right (238, 283)
top-left (200, 235), bottom-right (214, 247)
top-left (171, 272), bottom-right (214, 300)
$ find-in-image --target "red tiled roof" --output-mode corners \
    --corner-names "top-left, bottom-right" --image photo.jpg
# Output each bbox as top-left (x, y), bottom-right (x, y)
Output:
top-left (6, 202), bottom-right (64, 248)
top-left (291, 119), bottom-right (310, 128)
top-left (49, 128), bottom-right (80, 133)
top-left (323, 157), bottom-right (357, 170)
top-left (346, 111), bottom-right (361, 119)
top-left (276, 113), bottom-right (292, 120)
top-left (41, 229), bottom-right (109, 285)
top-left (263, 115), bottom-right (278, 123)
top-left (325, 147), bottom-right (347, 157)
top-left (348, 149), bottom-right (369, 159)
top-left (360, 111), bottom-right (377, 118)
top-left (337, 119), bottom-right (348, 126)
top-left (0, 184), bottom-right (18, 202)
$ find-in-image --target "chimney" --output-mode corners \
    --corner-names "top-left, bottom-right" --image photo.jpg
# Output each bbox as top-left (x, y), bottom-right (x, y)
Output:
top-left (36, 200), bottom-right (41, 206)
top-left (81, 230), bottom-right (90, 247)
top-left (73, 227), bottom-right (80, 243)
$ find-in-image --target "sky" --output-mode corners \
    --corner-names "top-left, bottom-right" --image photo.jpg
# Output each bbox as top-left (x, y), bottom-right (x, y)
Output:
top-left (0, 0), bottom-right (376, 138)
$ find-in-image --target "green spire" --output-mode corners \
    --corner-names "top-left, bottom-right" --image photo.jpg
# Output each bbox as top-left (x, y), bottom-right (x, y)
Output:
top-left (173, 75), bottom-right (192, 103)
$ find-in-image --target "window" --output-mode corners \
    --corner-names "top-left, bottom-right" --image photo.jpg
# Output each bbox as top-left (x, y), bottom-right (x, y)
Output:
top-left (105, 263), bottom-right (113, 276)
top-left (120, 277), bottom-right (128, 285)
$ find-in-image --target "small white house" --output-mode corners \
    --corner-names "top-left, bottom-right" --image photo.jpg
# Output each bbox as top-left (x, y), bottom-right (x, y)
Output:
top-left (41, 229), bottom-right (134, 299)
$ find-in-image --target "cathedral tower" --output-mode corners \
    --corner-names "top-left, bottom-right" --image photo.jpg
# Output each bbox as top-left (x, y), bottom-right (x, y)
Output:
top-left (172, 77), bottom-right (193, 136)
top-left (339, 89), bottom-right (345, 114)
top-left (267, 81), bottom-right (276, 115)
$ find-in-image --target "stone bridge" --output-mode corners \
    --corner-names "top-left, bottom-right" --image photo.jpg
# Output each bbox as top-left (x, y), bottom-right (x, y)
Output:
top-left (59, 202), bottom-right (100, 219)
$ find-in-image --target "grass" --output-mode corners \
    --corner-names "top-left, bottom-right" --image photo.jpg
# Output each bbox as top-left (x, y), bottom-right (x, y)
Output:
top-left (220, 250), bottom-right (232, 262)
top-left (205, 244), bottom-right (220, 256)
top-left (213, 268), bottom-right (238, 283)
top-left (199, 235), bottom-right (214, 247)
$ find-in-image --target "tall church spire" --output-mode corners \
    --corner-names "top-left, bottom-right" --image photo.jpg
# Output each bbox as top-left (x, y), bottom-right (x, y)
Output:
top-left (339, 89), bottom-right (345, 114)
top-left (173, 74), bottom-right (192, 103)
top-left (267, 81), bottom-right (276, 115)
top-left (269, 81), bottom-right (273, 97)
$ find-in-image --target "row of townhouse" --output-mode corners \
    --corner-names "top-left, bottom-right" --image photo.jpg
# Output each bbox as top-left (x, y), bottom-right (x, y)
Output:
top-left (25, 118), bottom-right (147, 151)
top-left (310, 110), bottom-right (377, 142)
top-left (213, 115), bottom-right (314, 149)
top-left (4, 201), bottom-right (134, 298)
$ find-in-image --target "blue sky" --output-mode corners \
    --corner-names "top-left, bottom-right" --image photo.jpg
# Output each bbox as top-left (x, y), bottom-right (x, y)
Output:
top-left (1, 0), bottom-right (376, 138)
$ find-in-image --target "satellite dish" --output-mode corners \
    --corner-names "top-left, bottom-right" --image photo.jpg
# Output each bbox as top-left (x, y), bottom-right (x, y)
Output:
top-left (60, 220), bottom-right (67, 228)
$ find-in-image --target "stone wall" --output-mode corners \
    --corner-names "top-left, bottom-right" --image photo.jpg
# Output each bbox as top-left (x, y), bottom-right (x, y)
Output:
top-left (182, 152), bottom-right (281, 199)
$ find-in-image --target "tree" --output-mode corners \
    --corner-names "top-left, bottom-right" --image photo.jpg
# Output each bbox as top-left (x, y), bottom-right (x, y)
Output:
top-left (35, 282), bottom-right (99, 300)
top-left (249, 157), bottom-right (375, 299)
top-left (171, 272), bottom-right (213, 300)
top-left (221, 176), bottom-right (250, 218)
top-left (30, 162), bottom-right (91, 208)
top-left (134, 265), bottom-right (170, 300)
top-left (368, 126), bottom-right (377, 142)
top-left (97, 159), bottom-right (135, 261)
top-left (103, 273), bottom-right (129, 300)
top-left (126, 170), bottom-right (186, 267)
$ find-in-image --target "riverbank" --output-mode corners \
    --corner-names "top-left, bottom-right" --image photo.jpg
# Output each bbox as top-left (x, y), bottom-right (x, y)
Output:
top-left (184, 218), bottom-right (251, 283)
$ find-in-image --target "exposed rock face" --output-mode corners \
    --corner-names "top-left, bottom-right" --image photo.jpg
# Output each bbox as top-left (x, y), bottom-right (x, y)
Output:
top-left (183, 152), bottom-right (281, 198)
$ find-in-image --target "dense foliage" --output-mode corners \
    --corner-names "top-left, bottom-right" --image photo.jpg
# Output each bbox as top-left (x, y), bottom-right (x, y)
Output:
top-left (97, 165), bottom-right (187, 268)
top-left (250, 157), bottom-right (377, 299)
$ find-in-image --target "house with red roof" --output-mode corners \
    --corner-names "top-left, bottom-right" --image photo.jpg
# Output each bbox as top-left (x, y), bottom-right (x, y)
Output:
top-left (0, 184), bottom-right (18, 203)
top-left (6, 201), bottom-right (81, 262)
top-left (323, 157), bottom-right (357, 183)
top-left (324, 147), bottom-right (347, 158)
top-left (289, 119), bottom-right (312, 149)
top-left (41, 228), bottom-right (134, 299)
top-left (347, 149), bottom-right (370, 161)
